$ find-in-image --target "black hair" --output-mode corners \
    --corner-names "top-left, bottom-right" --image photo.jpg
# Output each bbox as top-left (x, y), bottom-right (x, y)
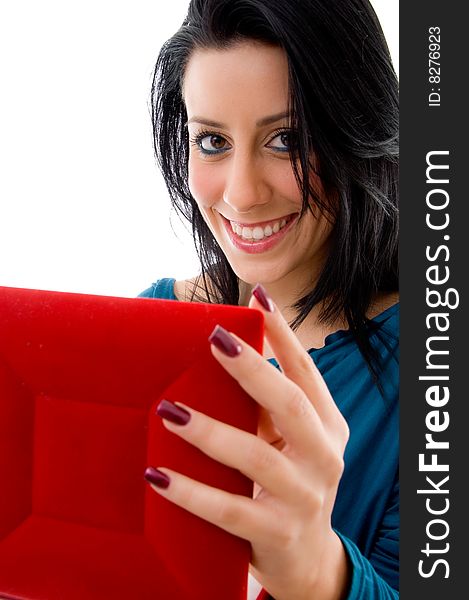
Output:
top-left (150, 0), bottom-right (398, 387)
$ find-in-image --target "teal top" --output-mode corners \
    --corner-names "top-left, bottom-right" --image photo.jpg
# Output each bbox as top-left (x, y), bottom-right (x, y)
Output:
top-left (139, 278), bottom-right (399, 599)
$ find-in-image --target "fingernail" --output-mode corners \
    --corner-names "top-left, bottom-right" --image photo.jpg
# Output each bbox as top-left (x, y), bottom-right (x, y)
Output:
top-left (209, 325), bottom-right (242, 357)
top-left (156, 399), bottom-right (191, 425)
top-left (144, 467), bottom-right (171, 489)
top-left (252, 283), bottom-right (274, 312)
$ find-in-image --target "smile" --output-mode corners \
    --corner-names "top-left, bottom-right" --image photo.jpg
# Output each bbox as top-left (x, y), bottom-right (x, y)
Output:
top-left (221, 213), bottom-right (298, 254)
top-left (229, 216), bottom-right (293, 241)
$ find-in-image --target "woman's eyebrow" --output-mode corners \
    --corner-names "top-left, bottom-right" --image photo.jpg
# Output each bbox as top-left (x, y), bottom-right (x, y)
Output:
top-left (256, 111), bottom-right (290, 126)
top-left (186, 111), bottom-right (290, 128)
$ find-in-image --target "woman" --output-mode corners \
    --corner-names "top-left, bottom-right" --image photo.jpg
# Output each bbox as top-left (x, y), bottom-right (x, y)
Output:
top-left (140, 0), bottom-right (399, 598)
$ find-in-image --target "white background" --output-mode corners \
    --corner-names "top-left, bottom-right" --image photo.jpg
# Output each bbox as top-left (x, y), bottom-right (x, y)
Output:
top-left (0, 1), bottom-right (398, 298)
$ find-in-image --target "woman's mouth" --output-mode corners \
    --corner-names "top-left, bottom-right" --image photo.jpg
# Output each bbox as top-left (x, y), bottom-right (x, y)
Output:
top-left (221, 213), bottom-right (298, 254)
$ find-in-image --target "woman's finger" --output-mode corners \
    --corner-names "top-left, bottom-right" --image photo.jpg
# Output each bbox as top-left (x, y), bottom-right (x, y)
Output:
top-left (158, 400), bottom-right (304, 501)
top-left (209, 328), bottom-right (331, 457)
top-left (144, 466), bottom-right (277, 545)
top-left (249, 289), bottom-right (349, 441)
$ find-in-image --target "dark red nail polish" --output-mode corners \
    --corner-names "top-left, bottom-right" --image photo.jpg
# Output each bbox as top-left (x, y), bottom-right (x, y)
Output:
top-left (209, 325), bottom-right (242, 357)
top-left (156, 399), bottom-right (191, 425)
top-left (252, 283), bottom-right (274, 312)
top-left (144, 466), bottom-right (171, 489)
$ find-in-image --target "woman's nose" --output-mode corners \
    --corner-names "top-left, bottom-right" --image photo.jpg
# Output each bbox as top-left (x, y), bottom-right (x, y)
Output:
top-left (222, 152), bottom-right (269, 214)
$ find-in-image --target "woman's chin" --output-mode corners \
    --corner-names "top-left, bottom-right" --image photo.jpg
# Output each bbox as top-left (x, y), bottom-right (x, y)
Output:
top-left (230, 263), bottom-right (285, 287)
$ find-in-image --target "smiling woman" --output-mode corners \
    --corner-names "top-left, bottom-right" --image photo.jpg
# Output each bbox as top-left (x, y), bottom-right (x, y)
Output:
top-left (184, 43), bottom-right (333, 290)
top-left (140, 1), bottom-right (399, 599)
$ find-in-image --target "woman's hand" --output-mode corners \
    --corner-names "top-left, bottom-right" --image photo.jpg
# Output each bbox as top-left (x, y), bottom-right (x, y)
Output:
top-left (145, 285), bottom-right (351, 600)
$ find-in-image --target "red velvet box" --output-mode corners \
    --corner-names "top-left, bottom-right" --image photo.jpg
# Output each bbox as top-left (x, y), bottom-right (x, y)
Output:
top-left (0, 286), bottom-right (264, 600)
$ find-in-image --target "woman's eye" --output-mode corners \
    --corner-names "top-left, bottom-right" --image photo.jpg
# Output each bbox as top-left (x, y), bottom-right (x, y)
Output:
top-left (268, 131), bottom-right (294, 152)
top-left (198, 134), bottom-right (229, 154)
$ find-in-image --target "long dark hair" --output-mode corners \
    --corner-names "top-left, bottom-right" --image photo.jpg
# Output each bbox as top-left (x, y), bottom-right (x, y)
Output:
top-left (151, 0), bottom-right (399, 385)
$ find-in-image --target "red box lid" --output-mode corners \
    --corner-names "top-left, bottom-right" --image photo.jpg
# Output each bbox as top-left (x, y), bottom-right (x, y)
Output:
top-left (0, 286), bottom-right (264, 600)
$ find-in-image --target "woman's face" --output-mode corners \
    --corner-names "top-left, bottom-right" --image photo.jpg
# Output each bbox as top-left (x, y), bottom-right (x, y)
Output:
top-left (183, 42), bottom-right (333, 289)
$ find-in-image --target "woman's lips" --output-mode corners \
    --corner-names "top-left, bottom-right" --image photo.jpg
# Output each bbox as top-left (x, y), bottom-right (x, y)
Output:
top-left (221, 213), bottom-right (298, 254)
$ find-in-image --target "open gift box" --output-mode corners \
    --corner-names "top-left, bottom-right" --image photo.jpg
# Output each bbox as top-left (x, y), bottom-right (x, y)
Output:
top-left (0, 286), bottom-right (264, 600)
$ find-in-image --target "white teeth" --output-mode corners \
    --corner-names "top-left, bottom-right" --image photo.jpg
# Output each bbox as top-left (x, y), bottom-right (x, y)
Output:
top-left (252, 227), bottom-right (264, 240)
top-left (229, 216), bottom-right (290, 241)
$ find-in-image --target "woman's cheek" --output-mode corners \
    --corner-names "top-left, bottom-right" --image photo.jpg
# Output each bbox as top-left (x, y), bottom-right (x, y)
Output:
top-left (269, 160), bottom-right (303, 205)
top-left (188, 158), bottom-right (224, 209)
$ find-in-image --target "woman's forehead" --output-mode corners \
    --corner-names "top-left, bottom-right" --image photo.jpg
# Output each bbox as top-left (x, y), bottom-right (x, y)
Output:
top-left (183, 42), bottom-right (290, 125)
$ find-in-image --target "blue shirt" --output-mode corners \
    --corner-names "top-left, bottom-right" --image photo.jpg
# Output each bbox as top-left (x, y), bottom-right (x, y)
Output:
top-left (139, 278), bottom-right (399, 598)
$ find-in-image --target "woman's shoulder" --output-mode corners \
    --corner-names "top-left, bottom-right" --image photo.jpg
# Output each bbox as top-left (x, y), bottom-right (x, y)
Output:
top-left (173, 278), bottom-right (187, 301)
top-left (367, 291), bottom-right (399, 320)
top-left (137, 278), bottom-right (177, 300)
top-left (138, 276), bottom-right (208, 302)
top-left (362, 291), bottom-right (399, 340)
top-left (174, 276), bottom-right (212, 302)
